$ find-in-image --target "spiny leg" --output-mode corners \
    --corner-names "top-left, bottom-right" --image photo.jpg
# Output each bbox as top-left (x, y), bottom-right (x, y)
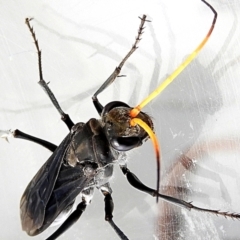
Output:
top-left (0, 129), bottom-right (57, 152)
top-left (121, 166), bottom-right (240, 220)
top-left (25, 18), bottom-right (74, 130)
top-left (92, 15), bottom-right (150, 115)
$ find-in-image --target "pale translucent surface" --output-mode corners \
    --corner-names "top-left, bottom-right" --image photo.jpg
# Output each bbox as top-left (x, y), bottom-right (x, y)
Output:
top-left (0, 0), bottom-right (240, 239)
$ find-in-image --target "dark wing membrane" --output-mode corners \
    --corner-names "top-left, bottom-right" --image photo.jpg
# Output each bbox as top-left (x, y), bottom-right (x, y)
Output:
top-left (20, 134), bottom-right (71, 236)
top-left (37, 162), bottom-right (94, 234)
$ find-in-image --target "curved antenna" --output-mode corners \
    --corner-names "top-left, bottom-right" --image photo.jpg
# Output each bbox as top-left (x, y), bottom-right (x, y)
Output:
top-left (129, 0), bottom-right (217, 201)
top-left (130, 118), bottom-right (160, 202)
top-left (130, 0), bottom-right (217, 118)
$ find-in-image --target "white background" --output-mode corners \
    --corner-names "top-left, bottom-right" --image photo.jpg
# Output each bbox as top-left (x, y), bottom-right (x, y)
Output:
top-left (1, 0), bottom-right (240, 239)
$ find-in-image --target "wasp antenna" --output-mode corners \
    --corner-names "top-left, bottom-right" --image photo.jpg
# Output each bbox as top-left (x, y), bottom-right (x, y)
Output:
top-left (130, 0), bottom-right (217, 117)
top-left (130, 118), bottom-right (161, 202)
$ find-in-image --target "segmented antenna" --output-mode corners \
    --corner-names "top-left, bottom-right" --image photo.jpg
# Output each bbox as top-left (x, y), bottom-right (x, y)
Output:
top-left (130, 0), bottom-right (217, 117)
top-left (129, 0), bottom-right (217, 202)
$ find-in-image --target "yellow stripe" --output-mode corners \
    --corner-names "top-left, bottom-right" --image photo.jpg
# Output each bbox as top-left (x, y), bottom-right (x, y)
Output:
top-left (130, 9), bottom-right (216, 118)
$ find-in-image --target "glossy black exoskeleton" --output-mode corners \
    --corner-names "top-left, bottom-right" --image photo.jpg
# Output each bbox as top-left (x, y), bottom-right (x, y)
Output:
top-left (19, 15), bottom-right (156, 240)
top-left (2, 2), bottom-right (240, 240)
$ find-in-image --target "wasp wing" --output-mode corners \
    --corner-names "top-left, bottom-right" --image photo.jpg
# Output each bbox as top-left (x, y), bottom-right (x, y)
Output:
top-left (38, 160), bottom-right (95, 234)
top-left (20, 121), bottom-right (102, 236)
top-left (20, 133), bottom-right (88, 236)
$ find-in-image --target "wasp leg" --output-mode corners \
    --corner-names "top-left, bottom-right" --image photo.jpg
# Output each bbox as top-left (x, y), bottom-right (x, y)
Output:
top-left (101, 190), bottom-right (129, 240)
top-left (45, 201), bottom-right (87, 240)
top-left (121, 166), bottom-right (240, 220)
top-left (25, 18), bottom-right (74, 130)
top-left (0, 129), bottom-right (57, 152)
top-left (92, 15), bottom-right (149, 116)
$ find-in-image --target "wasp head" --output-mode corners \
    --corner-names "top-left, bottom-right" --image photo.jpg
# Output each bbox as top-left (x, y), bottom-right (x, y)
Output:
top-left (101, 101), bottom-right (153, 151)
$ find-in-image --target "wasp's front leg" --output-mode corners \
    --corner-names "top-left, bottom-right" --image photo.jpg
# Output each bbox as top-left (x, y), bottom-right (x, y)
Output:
top-left (92, 15), bottom-right (150, 115)
top-left (25, 18), bottom-right (74, 130)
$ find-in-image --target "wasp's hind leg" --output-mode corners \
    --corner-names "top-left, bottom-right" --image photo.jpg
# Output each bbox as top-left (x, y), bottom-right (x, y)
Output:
top-left (25, 18), bottom-right (74, 130)
top-left (92, 15), bottom-right (149, 116)
top-left (0, 129), bottom-right (57, 152)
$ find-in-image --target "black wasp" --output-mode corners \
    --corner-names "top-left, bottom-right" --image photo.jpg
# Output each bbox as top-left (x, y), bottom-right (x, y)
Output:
top-left (1, 0), bottom-right (240, 239)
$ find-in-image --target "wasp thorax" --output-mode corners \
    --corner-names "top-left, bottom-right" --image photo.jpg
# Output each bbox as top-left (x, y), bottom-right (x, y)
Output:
top-left (102, 106), bottom-right (153, 140)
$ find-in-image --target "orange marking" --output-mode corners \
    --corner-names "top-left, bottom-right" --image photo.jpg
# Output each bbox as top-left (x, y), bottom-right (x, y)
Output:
top-left (130, 3), bottom-right (217, 117)
top-left (130, 118), bottom-right (160, 194)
